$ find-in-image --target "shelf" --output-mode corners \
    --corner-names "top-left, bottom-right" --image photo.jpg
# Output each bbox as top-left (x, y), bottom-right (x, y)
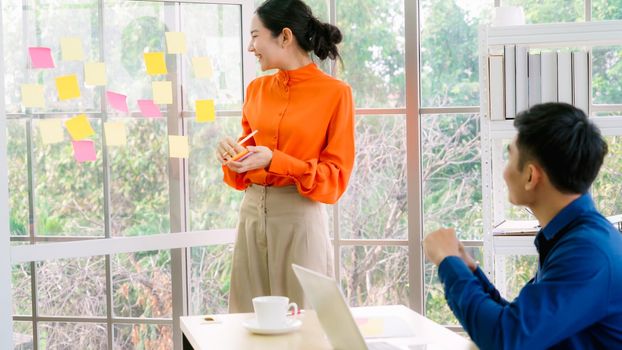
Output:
top-left (487, 116), bottom-right (622, 138)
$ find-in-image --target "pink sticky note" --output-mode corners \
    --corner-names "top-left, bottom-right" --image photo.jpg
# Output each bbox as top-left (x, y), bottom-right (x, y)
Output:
top-left (106, 91), bottom-right (129, 113)
top-left (28, 47), bottom-right (55, 69)
top-left (137, 99), bottom-right (162, 117)
top-left (72, 140), bottom-right (97, 163)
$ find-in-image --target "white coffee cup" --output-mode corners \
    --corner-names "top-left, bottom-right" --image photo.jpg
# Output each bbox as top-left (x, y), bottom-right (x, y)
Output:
top-left (252, 296), bottom-right (298, 328)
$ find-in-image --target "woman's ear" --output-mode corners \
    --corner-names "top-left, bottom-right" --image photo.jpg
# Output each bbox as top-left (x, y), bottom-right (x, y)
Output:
top-left (281, 27), bottom-right (293, 48)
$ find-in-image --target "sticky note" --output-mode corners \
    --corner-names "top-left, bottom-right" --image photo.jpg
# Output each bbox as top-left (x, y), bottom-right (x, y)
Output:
top-left (106, 91), bottom-right (129, 113)
top-left (60, 37), bottom-right (84, 61)
top-left (72, 140), bottom-right (97, 163)
top-left (196, 99), bottom-right (215, 122)
top-left (169, 135), bottom-right (189, 158)
top-left (144, 52), bottom-right (167, 75)
top-left (28, 47), bottom-right (55, 68)
top-left (38, 119), bottom-right (64, 144)
top-left (84, 62), bottom-right (106, 86)
top-left (21, 84), bottom-right (45, 108)
top-left (356, 318), bottom-right (385, 337)
top-left (152, 81), bottom-right (173, 104)
top-left (65, 114), bottom-right (95, 141)
top-left (55, 75), bottom-right (81, 100)
top-left (192, 57), bottom-right (213, 79)
top-left (104, 122), bottom-right (126, 147)
top-left (137, 99), bottom-right (161, 117)
top-left (165, 32), bottom-right (187, 54)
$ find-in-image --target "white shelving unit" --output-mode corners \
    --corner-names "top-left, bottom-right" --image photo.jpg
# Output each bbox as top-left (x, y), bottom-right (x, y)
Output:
top-left (478, 20), bottom-right (622, 293)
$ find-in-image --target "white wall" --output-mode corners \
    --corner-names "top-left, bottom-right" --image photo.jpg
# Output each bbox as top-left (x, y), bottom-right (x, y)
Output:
top-left (0, 0), bottom-right (15, 347)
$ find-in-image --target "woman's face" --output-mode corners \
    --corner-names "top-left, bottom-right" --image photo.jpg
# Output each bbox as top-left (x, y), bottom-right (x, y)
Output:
top-left (248, 15), bottom-right (284, 71)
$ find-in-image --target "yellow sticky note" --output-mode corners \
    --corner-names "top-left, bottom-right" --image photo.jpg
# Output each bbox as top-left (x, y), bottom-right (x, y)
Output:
top-left (84, 62), bottom-right (107, 86)
top-left (152, 81), bottom-right (173, 104)
top-left (165, 32), bottom-right (187, 54)
top-left (38, 119), bottom-right (64, 144)
top-left (65, 114), bottom-right (95, 141)
top-left (104, 122), bottom-right (126, 147)
top-left (55, 75), bottom-right (81, 100)
top-left (21, 84), bottom-right (45, 108)
top-left (60, 37), bottom-right (84, 61)
top-left (144, 52), bottom-right (167, 75)
top-left (192, 57), bottom-right (213, 79)
top-left (357, 318), bottom-right (385, 337)
top-left (169, 135), bottom-right (189, 158)
top-left (196, 99), bottom-right (215, 122)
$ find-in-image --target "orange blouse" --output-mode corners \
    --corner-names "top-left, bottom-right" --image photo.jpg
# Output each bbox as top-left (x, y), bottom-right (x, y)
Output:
top-left (222, 63), bottom-right (355, 204)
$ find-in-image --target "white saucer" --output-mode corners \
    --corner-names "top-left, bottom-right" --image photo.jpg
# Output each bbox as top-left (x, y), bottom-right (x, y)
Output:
top-left (242, 318), bottom-right (302, 335)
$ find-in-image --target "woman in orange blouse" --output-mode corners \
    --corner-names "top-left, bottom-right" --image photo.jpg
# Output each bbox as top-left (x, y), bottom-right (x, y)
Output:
top-left (216, 0), bottom-right (355, 313)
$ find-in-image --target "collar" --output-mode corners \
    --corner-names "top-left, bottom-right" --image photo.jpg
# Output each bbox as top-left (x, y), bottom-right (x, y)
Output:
top-left (275, 63), bottom-right (321, 86)
top-left (537, 193), bottom-right (595, 241)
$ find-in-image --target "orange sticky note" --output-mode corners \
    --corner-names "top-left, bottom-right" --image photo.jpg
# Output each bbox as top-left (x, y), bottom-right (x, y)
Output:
top-left (104, 122), bottom-right (126, 147)
top-left (72, 140), bottom-right (97, 163)
top-left (165, 32), bottom-right (187, 54)
top-left (192, 57), bottom-right (213, 79)
top-left (144, 52), bottom-right (167, 75)
top-left (84, 62), bottom-right (106, 86)
top-left (60, 37), bottom-right (84, 61)
top-left (168, 135), bottom-right (189, 158)
top-left (152, 81), bottom-right (173, 104)
top-left (196, 99), bottom-right (215, 122)
top-left (55, 75), bottom-right (81, 100)
top-left (38, 119), bottom-right (64, 144)
top-left (65, 114), bottom-right (95, 141)
top-left (21, 84), bottom-right (46, 108)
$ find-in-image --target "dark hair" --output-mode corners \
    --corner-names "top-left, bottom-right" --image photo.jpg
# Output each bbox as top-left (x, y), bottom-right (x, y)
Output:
top-left (513, 102), bottom-right (608, 194)
top-left (256, 0), bottom-right (342, 61)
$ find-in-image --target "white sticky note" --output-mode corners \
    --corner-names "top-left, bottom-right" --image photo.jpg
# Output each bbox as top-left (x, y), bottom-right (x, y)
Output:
top-left (104, 122), bottom-right (127, 147)
top-left (84, 62), bottom-right (107, 86)
top-left (153, 81), bottom-right (173, 104)
top-left (21, 84), bottom-right (45, 108)
top-left (60, 37), bottom-right (84, 61)
top-left (169, 135), bottom-right (189, 158)
top-left (38, 119), bottom-right (64, 144)
top-left (165, 32), bottom-right (187, 54)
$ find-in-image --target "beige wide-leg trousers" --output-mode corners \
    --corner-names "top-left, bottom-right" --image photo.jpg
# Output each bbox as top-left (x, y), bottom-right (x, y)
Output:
top-left (228, 184), bottom-right (334, 313)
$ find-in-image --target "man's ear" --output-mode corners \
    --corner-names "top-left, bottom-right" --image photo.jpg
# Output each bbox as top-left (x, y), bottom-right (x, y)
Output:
top-left (524, 163), bottom-right (542, 191)
top-left (281, 28), bottom-right (293, 48)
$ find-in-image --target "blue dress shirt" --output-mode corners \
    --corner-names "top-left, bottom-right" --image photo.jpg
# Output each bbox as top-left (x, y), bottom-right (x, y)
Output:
top-left (438, 194), bottom-right (622, 350)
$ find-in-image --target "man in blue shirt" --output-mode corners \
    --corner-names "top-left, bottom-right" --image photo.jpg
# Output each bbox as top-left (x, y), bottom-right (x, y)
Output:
top-left (423, 103), bottom-right (622, 350)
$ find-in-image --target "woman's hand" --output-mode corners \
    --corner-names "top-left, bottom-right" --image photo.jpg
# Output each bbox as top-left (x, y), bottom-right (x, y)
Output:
top-left (225, 146), bottom-right (273, 173)
top-left (215, 137), bottom-right (245, 165)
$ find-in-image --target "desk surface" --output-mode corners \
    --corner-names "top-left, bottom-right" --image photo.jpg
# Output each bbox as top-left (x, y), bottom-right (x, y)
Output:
top-left (181, 305), bottom-right (476, 350)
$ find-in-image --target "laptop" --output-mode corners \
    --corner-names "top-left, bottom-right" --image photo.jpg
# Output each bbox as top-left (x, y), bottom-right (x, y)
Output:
top-left (292, 264), bottom-right (427, 350)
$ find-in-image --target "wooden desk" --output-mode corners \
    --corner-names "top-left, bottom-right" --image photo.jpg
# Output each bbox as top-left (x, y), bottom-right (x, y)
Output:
top-left (181, 305), bottom-right (477, 350)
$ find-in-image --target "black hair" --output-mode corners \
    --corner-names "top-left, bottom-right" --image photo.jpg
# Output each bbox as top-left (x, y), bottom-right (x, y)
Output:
top-left (513, 102), bottom-right (608, 194)
top-left (256, 0), bottom-right (342, 61)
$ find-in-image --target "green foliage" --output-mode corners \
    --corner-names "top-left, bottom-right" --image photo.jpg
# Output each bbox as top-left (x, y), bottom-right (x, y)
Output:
top-left (121, 16), bottom-right (166, 78)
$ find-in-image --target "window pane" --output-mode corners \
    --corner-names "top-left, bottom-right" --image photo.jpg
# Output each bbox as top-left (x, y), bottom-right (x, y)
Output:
top-left (500, 0), bottom-right (584, 23)
top-left (592, 1), bottom-right (622, 20)
top-left (113, 324), bottom-right (172, 350)
top-left (38, 322), bottom-right (106, 350)
top-left (189, 245), bottom-right (234, 315)
top-left (188, 118), bottom-right (244, 231)
top-left (494, 254), bottom-right (538, 301)
top-left (340, 246), bottom-right (409, 306)
top-left (104, 0), bottom-right (165, 111)
top-left (337, 0), bottom-right (405, 108)
top-left (12, 263), bottom-right (31, 316)
top-left (113, 250), bottom-right (172, 318)
top-left (2, 1), bottom-right (25, 114)
top-left (109, 118), bottom-right (170, 236)
top-left (37, 256), bottom-right (106, 317)
top-left (422, 114), bottom-right (482, 240)
top-left (425, 246), bottom-right (482, 325)
top-left (592, 46), bottom-right (622, 107)
top-left (7, 119), bottom-right (28, 236)
top-left (420, 0), bottom-right (491, 107)
top-left (592, 136), bottom-right (622, 217)
top-left (32, 118), bottom-right (104, 236)
top-left (340, 116), bottom-right (406, 239)
top-left (181, 3), bottom-right (243, 111)
top-left (24, 0), bottom-right (101, 113)
top-left (13, 321), bottom-right (33, 350)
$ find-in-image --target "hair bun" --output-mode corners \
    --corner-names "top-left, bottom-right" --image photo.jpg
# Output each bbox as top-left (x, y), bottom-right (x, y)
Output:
top-left (309, 18), bottom-right (342, 60)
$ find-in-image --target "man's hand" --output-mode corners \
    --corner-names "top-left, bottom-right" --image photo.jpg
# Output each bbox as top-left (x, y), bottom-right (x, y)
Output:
top-left (225, 145), bottom-right (273, 173)
top-left (423, 228), bottom-right (477, 271)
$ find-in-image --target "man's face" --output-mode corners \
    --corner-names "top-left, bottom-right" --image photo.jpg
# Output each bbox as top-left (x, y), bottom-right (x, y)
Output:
top-left (503, 137), bottom-right (530, 206)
